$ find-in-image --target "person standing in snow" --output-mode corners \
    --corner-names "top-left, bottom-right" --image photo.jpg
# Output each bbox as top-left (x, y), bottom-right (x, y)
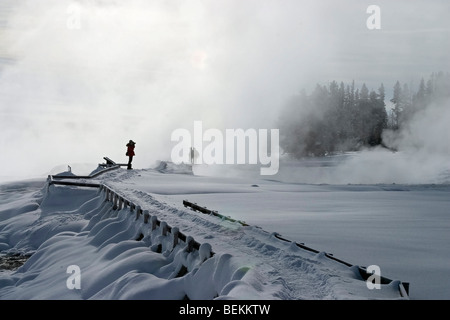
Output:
top-left (190, 147), bottom-right (195, 165)
top-left (126, 140), bottom-right (136, 170)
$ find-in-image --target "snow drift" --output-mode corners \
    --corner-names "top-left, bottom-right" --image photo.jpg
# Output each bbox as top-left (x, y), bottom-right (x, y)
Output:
top-left (0, 164), bottom-right (409, 300)
top-left (0, 183), bottom-right (268, 299)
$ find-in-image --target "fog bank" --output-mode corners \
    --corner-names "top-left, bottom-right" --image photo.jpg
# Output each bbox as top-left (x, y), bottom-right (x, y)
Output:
top-left (1, 0), bottom-right (449, 182)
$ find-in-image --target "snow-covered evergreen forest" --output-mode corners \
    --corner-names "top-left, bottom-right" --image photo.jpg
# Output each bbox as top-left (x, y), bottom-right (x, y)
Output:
top-left (278, 71), bottom-right (450, 158)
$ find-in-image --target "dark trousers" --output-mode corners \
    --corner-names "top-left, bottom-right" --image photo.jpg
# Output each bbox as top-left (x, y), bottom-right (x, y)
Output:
top-left (128, 156), bottom-right (133, 169)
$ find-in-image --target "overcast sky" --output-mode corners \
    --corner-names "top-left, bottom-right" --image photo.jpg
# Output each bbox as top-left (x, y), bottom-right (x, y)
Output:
top-left (0, 0), bottom-right (449, 180)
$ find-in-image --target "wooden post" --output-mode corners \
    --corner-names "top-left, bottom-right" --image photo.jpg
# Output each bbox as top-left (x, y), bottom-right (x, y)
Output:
top-left (113, 193), bottom-right (118, 210)
top-left (151, 216), bottom-right (158, 231)
top-left (186, 236), bottom-right (194, 252)
top-left (118, 197), bottom-right (123, 210)
top-left (199, 243), bottom-right (212, 262)
top-left (143, 210), bottom-right (150, 224)
top-left (135, 206), bottom-right (141, 220)
top-left (172, 227), bottom-right (179, 249)
top-left (161, 221), bottom-right (168, 236)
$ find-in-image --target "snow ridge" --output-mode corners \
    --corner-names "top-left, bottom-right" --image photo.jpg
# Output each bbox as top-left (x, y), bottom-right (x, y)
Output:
top-left (0, 182), bottom-right (285, 299)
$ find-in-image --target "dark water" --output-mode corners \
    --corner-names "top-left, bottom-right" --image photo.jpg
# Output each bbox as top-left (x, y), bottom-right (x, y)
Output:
top-left (0, 253), bottom-right (31, 271)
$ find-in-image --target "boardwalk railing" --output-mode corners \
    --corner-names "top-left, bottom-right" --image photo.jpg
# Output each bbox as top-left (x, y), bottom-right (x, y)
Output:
top-left (46, 157), bottom-right (213, 272)
top-left (99, 184), bottom-right (208, 255)
top-left (46, 157), bottom-right (409, 298)
top-left (182, 199), bottom-right (410, 298)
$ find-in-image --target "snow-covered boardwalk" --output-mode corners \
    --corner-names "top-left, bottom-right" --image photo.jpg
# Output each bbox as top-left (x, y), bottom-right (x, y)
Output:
top-left (0, 163), bottom-right (410, 300)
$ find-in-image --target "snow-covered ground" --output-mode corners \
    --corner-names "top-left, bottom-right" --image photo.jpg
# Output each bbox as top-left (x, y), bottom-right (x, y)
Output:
top-left (1, 153), bottom-right (449, 300)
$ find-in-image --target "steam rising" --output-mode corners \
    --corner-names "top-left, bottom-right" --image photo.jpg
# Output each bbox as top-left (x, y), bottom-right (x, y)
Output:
top-left (274, 96), bottom-right (450, 185)
top-left (1, 0), bottom-right (449, 183)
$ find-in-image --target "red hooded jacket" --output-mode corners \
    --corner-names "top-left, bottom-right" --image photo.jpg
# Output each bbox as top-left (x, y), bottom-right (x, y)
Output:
top-left (126, 141), bottom-right (135, 157)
